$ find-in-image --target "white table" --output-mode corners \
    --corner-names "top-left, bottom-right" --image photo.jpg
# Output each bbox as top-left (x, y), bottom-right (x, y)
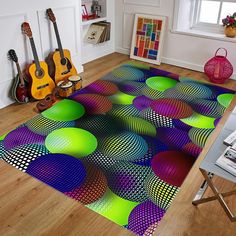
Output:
top-left (192, 108), bottom-right (236, 222)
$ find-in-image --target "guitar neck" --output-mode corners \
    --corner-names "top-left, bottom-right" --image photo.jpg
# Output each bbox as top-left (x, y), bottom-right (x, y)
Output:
top-left (29, 37), bottom-right (42, 72)
top-left (15, 62), bottom-right (25, 86)
top-left (53, 22), bottom-right (65, 59)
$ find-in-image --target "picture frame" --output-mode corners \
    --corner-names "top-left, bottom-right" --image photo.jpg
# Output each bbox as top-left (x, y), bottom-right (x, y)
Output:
top-left (130, 14), bottom-right (167, 65)
top-left (82, 4), bottom-right (89, 20)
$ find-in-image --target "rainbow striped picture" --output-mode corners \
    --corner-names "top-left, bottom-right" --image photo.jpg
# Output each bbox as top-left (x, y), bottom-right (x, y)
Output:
top-left (130, 14), bottom-right (166, 65)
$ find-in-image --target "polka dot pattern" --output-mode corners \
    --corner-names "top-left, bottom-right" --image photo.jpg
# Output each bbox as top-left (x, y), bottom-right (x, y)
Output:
top-left (83, 150), bottom-right (117, 172)
top-left (3, 126), bottom-right (45, 150)
top-left (0, 141), bottom-right (6, 159)
top-left (144, 173), bottom-right (179, 210)
top-left (2, 144), bottom-right (49, 172)
top-left (128, 201), bottom-right (165, 236)
top-left (106, 162), bottom-right (152, 202)
top-left (99, 131), bottom-right (148, 161)
top-left (65, 164), bottom-right (108, 204)
top-left (140, 108), bottom-right (173, 128)
top-left (26, 115), bottom-right (75, 136)
top-left (26, 154), bottom-right (86, 192)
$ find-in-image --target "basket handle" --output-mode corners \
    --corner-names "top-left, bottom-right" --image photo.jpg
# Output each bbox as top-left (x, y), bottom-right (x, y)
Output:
top-left (215, 48), bottom-right (227, 57)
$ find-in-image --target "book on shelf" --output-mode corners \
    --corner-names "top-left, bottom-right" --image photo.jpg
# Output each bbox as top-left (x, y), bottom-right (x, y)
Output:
top-left (216, 146), bottom-right (236, 177)
top-left (84, 21), bottom-right (111, 44)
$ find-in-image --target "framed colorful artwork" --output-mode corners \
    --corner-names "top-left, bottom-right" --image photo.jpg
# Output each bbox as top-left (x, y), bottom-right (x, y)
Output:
top-left (130, 14), bottom-right (167, 65)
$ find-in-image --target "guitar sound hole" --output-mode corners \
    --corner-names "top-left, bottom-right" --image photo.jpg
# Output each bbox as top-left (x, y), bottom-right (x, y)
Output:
top-left (61, 58), bottom-right (67, 65)
top-left (36, 70), bottom-right (44, 77)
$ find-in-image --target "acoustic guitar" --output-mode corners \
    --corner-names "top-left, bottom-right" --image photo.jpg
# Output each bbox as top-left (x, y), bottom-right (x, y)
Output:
top-left (46, 8), bottom-right (77, 84)
top-left (8, 49), bottom-right (29, 103)
top-left (21, 22), bottom-right (55, 100)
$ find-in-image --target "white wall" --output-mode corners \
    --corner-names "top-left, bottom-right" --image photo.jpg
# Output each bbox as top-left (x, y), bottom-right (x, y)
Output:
top-left (115, 0), bottom-right (236, 80)
top-left (0, 0), bottom-right (82, 109)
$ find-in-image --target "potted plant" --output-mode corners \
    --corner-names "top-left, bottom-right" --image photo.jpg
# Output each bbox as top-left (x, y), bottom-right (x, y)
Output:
top-left (222, 12), bottom-right (236, 38)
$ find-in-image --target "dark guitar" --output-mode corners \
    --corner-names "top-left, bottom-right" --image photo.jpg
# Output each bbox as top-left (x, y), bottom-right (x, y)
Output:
top-left (21, 22), bottom-right (55, 100)
top-left (8, 49), bottom-right (29, 103)
top-left (46, 8), bottom-right (77, 84)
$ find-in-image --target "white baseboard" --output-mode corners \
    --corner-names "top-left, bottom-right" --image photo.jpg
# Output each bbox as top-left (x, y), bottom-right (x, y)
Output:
top-left (115, 47), bottom-right (236, 80)
top-left (162, 57), bottom-right (236, 80)
top-left (116, 47), bottom-right (130, 55)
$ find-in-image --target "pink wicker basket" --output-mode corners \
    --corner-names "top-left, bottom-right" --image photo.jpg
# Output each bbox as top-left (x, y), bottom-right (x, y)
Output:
top-left (204, 48), bottom-right (233, 84)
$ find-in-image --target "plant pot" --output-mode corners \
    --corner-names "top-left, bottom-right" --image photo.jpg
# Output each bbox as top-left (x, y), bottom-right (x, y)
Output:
top-left (224, 26), bottom-right (236, 38)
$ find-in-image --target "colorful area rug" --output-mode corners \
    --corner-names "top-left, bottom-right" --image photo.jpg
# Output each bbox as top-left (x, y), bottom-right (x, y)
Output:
top-left (0, 63), bottom-right (235, 235)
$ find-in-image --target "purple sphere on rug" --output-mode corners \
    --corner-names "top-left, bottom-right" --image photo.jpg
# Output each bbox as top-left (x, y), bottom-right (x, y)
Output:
top-left (118, 81), bottom-right (146, 96)
top-left (133, 95), bottom-right (153, 111)
top-left (3, 126), bottom-right (45, 150)
top-left (26, 154), bottom-right (86, 192)
top-left (151, 98), bottom-right (193, 119)
top-left (156, 127), bottom-right (191, 149)
top-left (83, 80), bottom-right (119, 96)
top-left (128, 200), bottom-right (165, 236)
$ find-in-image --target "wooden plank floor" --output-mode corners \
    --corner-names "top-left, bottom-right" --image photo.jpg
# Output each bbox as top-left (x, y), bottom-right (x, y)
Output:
top-left (0, 53), bottom-right (236, 236)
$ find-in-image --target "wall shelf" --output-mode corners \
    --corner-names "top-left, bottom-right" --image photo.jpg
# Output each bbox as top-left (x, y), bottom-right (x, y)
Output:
top-left (82, 17), bottom-right (107, 26)
top-left (81, 0), bottom-right (115, 64)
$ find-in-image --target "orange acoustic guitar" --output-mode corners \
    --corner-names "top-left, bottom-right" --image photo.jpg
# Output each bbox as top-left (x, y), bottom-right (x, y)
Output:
top-left (22, 22), bottom-right (55, 100)
top-left (46, 8), bottom-right (77, 84)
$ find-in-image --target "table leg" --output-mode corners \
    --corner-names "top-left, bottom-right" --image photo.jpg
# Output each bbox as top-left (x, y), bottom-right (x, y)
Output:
top-left (194, 169), bottom-right (236, 222)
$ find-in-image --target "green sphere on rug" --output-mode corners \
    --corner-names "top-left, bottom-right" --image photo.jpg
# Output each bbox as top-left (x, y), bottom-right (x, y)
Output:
top-left (87, 189), bottom-right (139, 226)
top-left (42, 99), bottom-right (85, 122)
top-left (0, 133), bottom-right (7, 140)
top-left (45, 128), bottom-right (97, 158)
top-left (146, 76), bottom-right (178, 92)
top-left (117, 116), bottom-right (157, 137)
top-left (109, 91), bottom-right (136, 105)
top-left (180, 112), bottom-right (215, 129)
top-left (217, 93), bottom-right (234, 108)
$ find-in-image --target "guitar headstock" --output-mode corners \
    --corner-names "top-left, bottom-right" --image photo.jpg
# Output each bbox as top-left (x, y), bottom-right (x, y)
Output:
top-left (8, 49), bottom-right (18, 63)
top-left (21, 22), bottom-right (32, 38)
top-left (46, 8), bottom-right (56, 23)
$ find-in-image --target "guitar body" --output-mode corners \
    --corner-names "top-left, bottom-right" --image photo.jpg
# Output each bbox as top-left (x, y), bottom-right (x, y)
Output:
top-left (53, 49), bottom-right (77, 84)
top-left (28, 61), bottom-right (55, 100)
top-left (11, 74), bottom-right (29, 103)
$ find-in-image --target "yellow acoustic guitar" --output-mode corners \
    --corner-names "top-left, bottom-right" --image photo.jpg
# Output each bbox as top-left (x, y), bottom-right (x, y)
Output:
top-left (46, 8), bottom-right (77, 84)
top-left (22, 22), bottom-right (55, 100)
